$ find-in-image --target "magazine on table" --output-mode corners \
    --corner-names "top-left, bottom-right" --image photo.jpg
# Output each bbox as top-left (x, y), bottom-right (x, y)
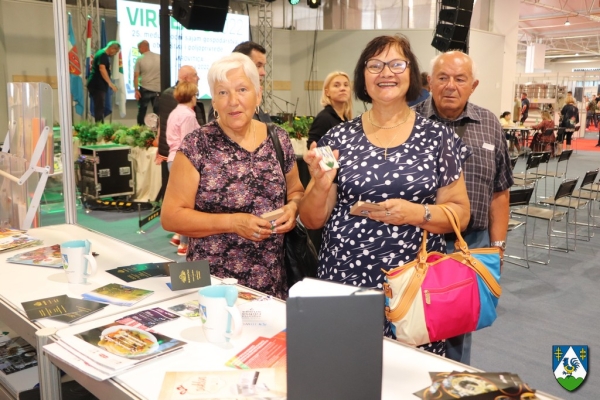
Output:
top-left (5, 244), bottom-right (63, 268)
top-left (0, 230), bottom-right (42, 254)
top-left (82, 283), bottom-right (154, 306)
top-left (57, 322), bottom-right (186, 377)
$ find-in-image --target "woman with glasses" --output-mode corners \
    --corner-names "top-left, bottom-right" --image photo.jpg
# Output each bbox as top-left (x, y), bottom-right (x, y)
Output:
top-left (298, 35), bottom-right (470, 356)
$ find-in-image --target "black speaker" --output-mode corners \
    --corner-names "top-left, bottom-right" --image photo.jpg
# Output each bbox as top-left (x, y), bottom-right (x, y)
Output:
top-left (431, 0), bottom-right (474, 53)
top-left (439, 8), bottom-right (472, 26)
top-left (172, 0), bottom-right (229, 32)
top-left (435, 23), bottom-right (469, 43)
top-left (431, 37), bottom-right (468, 53)
top-left (441, 0), bottom-right (474, 12)
top-left (574, 87), bottom-right (583, 102)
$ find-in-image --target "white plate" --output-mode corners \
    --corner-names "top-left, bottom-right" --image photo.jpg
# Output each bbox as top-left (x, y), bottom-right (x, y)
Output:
top-left (98, 325), bottom-right (159, 358)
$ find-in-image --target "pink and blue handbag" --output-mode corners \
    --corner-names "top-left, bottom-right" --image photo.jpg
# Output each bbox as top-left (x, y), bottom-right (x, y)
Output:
top-left (382, 205), bottom-right (502, 346)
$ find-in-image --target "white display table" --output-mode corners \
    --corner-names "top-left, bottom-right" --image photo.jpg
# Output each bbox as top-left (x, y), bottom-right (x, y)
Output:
top-left (0, 224), bottom-right (563, 400)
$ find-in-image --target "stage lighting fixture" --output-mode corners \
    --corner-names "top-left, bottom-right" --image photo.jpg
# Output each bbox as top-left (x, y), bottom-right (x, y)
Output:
top-left (289, 0), bottom-right (300, 4)
top-left (307, 0), bottom-right (321, 8)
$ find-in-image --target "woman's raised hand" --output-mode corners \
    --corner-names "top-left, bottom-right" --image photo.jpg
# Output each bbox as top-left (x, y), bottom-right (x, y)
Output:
top-left (304, 142), bottom-right (339, 193)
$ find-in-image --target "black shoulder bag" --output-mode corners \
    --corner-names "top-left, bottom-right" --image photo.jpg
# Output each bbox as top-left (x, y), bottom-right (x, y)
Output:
top-left (266, 123), bottom-right (319, 288)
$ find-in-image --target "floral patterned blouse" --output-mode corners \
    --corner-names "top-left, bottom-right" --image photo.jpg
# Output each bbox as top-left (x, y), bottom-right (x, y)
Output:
top-left (178, 121), bottom-right (295, 299)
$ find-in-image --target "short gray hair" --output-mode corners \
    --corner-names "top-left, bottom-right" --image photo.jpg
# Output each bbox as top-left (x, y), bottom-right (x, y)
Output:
top-left (429, 50), bottom-right (478, 80)
top-left (207, 53), bottom-right (260, 98)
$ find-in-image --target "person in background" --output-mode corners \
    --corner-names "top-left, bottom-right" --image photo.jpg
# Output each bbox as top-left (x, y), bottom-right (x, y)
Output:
top-left (558, 94), bottom-right (579, 155)
top-left (587, 95), bottom-right (597, 129)
top-left (529, 111), bottom-right (556, 155)
top-left (164, 81), bottom-right (201, 256)
top-left (499, 111), bottom-right (512, 127)
top-left (306, 71), bottom-right (352, 148)
top-left (87, 41), bottom-right (120, 123)
top-left (415, 51), bottom-right (513, 365)
top-left (512, 97), bottom-right (521, 124)
top-left (157, 66), bottom-right (205, 248)
top-left (299, 35), bottom-right (471, 356)
top-left (407, 71), bottom-right (430, 106)
top-left (208, 41), bottom-right (271, 123)
top-left (134, 40), bottom-right (161, 126)
top-left (161, 53), bottom-right (304, 299)
top-left (520, 92), bottom-right (530, 124)
top-left (499, 111), bottom-right (519, 157)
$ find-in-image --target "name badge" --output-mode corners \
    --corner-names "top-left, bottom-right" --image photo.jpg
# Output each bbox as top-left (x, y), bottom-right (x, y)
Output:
top-left (482, 143), bottom-right (495, 151)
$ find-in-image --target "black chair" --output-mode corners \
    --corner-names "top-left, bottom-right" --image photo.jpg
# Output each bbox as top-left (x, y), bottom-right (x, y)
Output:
top-left (533, 149), bottom-right (573, 196)
top-left (512, 153), bottom-right (543, 187)
top-left (505, 186), bottom-right (536, 269)
top-left (512, 178), bottom-right (579, 265)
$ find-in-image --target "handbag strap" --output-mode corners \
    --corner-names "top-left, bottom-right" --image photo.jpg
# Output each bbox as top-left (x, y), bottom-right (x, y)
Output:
top-left (384, 230), bottom-right (429, 321)
top-left (267, 123), bottom-right (287, 190)
top-left (438, 206), bottom-right (502, 297)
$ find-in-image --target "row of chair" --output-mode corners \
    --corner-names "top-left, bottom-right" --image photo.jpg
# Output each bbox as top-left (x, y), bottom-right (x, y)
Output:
top-left (505, 150), bottom-right (599, 268)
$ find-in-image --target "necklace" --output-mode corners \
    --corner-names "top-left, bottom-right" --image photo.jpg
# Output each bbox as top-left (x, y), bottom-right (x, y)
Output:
top-left (369, 109), bottom-right (412, 159)
top-left (368, 109), bottom-right (411, 129)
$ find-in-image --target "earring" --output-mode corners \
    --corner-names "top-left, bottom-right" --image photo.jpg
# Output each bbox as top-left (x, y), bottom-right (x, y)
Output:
top-left (213, 109), bottom-right (219, 119)
top-left (255, 106), bottom-right (260, 115)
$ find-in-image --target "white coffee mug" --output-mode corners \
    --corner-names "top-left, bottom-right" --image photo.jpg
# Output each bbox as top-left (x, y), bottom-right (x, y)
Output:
top-left (198, 285), bottom-right (242, 343)
top-left (60, 240), bottom-right (98, 284)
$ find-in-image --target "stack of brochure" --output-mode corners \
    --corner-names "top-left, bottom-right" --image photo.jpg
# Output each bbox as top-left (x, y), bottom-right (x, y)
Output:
top-left (45, 322), bottom-right (186, 380)
top-left (0, 230), bottom-right (42, 254)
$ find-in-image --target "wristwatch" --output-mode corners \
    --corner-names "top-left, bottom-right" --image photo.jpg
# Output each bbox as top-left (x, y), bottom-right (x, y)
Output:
top-left (423, 204), bottom-right (432, 223)
top-left (490, 240), bottom-right (506, 251)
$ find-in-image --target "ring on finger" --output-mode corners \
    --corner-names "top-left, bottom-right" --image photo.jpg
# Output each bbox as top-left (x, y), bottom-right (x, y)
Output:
top-left (385, 211), bottom-right (391, 216)
top-left (253, 232), bottom-right (260, 238)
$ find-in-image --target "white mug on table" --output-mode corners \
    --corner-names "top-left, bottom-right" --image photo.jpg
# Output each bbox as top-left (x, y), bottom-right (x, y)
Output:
top-left (60, 239), bottom-right (97, 284)
top-left (198, 285), bottom-right (243, 343)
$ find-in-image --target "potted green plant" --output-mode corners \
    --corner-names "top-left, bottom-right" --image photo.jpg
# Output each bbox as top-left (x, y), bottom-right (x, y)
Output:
top-left (276, 116), bottom-right (313, 155)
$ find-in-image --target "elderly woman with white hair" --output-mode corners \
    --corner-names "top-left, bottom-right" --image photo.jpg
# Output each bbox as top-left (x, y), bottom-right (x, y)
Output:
top-left (161, 53), bottom-right (304, 299)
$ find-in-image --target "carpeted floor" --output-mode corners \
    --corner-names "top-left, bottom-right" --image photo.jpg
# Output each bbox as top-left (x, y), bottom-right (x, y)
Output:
top-left (37, 147), bottom-right (600, 399)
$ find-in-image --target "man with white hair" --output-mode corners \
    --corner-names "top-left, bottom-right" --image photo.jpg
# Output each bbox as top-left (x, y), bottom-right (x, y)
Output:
top-left (414, 51), bottom-right (513, 365)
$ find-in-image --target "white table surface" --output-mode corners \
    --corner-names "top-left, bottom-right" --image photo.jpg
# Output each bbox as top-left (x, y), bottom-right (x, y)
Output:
top-left (47, 290), bottom-right (562, 400)
top-left (0, 224), bottom-right (197, 347)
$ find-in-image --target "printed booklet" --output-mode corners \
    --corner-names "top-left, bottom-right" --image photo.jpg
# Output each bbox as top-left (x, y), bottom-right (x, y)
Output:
top-left (6, 244), bottom-right (63, 268)
top-left (82, 283), bottom-right (154, 307)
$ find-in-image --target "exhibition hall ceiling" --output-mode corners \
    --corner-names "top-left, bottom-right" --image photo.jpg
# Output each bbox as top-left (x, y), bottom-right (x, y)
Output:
top-left (518, 0), bottom-right (600, 63)
top-left (56, 0), bottom-right (600, 62)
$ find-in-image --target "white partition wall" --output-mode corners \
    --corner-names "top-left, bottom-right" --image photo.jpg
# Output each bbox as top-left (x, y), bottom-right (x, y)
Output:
top-left (272, 28), bottom-right (505, 118)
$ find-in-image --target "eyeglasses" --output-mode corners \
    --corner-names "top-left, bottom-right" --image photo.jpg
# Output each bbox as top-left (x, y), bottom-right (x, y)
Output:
top-left (365, 59), bottom-right (410, 74)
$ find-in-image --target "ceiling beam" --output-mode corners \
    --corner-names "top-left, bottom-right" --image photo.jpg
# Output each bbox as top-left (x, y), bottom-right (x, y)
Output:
top-left (521, 0), bottom-right (600, 23)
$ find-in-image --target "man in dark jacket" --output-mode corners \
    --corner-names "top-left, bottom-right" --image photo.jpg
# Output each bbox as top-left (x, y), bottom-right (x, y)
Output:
top-left (87, 41), bottom-right (120, 123)
top-left (156, 66), bottom-right (205, 201)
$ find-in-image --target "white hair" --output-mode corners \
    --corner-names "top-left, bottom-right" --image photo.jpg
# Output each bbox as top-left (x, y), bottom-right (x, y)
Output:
top-left (207, 53), bottom-right (260, 98)
top-left (429, 50), bottom-right (478, 80)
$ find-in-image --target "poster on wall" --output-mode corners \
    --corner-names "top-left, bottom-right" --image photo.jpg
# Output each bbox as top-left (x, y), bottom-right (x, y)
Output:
top-left (116, 0), bottom-right (249, 99)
